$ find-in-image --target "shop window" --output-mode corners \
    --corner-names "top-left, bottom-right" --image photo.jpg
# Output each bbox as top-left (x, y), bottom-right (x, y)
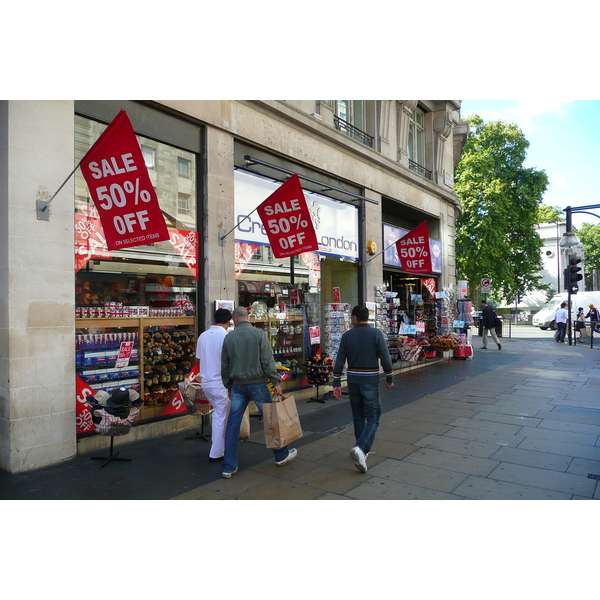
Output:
top-left (74, 115), bottom-right (199, 427)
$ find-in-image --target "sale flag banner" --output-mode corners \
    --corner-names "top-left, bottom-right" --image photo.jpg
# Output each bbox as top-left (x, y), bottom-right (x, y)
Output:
top-left (395, 221), bottom-right (433, 274)
top-left (75, 199), bottom-right (112, 271)
top-left (75, 375), bottom-right (96, 434)
top-left (256, 174), bottom-right (319, 258)
top-left (169, 228), bottom-right (199, 279)
top-left (80, 109), bottom-right (169, 251)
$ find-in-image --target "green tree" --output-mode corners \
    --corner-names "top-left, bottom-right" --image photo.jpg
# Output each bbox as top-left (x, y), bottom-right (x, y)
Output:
top-left (537, 203), bottom-right (564, 224)
top-left (578, 222), bottom-right (600, 289)
top-left (455, 115), bottom-right (549, 301)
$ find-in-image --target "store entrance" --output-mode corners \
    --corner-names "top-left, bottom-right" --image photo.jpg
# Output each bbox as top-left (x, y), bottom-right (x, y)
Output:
top-left (384, 271), bottom-right (438, 337)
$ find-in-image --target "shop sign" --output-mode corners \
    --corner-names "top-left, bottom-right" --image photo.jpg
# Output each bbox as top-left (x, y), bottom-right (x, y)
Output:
top-left (80, 109), bottom-right (170, 251)
top-left (256, 174), bottom-right (319, 258)
top-left (383, 224), bottom-right (442, 273)
top-left (395, 221), bottom-right (433, 274)
top-left (75, 375), bottom-right (96, 434)
top-left (115, 341), bottom-right (135, 369)
top-left (421, 277), bottom-right (437, 298)
top-left (309, 326), bottom-right (321, 345)
top-left (161, 364), bottom-right (199, 416)
top-left (234, 169), bottom-right (359, 260)
top-left (333, 287), bottom-right (341, 303)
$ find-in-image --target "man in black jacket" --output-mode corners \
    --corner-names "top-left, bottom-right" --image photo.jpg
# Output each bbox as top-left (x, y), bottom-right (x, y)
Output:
top-left (480, 300), bottom-right (502, 350)
top-left (333, 305), bottom-right (394, 473)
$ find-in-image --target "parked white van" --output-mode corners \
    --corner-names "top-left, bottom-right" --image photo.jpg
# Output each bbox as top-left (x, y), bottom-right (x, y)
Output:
top-left (532, 292), bottom-right (600, 330)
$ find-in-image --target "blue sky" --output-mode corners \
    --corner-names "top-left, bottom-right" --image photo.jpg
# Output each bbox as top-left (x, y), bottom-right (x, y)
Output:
top-left (459, 100), bottom-right (600, 229)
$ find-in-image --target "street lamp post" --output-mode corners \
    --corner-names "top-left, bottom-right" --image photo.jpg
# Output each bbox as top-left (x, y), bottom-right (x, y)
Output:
top-left (560, 204), bottom-right (600, 345)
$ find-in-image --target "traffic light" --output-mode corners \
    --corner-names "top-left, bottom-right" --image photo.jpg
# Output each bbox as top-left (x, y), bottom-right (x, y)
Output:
top-left (565, 257), bottom-right (583, 294)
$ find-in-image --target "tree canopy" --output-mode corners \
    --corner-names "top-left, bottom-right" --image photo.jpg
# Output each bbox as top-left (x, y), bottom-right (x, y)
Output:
top-left (578, 222), bottom-right (600, 289)
top-left (454, 115), bottom-right (549, 301)
top-left (537, 203), bottom-right (564, 224)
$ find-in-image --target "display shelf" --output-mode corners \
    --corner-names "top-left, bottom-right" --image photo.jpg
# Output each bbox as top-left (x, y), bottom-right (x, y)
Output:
top-left (75, 316), bottom-right (196, 418)
top-left (249, 313), bottom-right (305, 389)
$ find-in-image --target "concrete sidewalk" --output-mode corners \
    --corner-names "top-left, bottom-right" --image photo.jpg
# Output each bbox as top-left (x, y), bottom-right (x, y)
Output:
top-left (173, 327), bottom-right (600, 500)
top-left (2, 326), bottom-right (599, 500)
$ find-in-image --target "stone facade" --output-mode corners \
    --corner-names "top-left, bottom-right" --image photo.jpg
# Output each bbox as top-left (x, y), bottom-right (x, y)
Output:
top-left (0, 100), bottom-right (468, 473)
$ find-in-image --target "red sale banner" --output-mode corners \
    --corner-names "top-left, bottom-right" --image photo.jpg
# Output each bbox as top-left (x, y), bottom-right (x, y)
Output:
top-left (421, 277), bottom-right (437, 299)
top-left (256, 174), bottom-right (319, 258)
top-left (169, 228), bottom-right (198, 279)
top-left (395, 221), bottom-right (433, 274)
top-left (75, 375), bottom-right (96, 434)
top-left (235, 242), bottom-right (260, 279)
top-left (161, 364), bottom-right (210, 416)
top-left (80, 109), bottom-right (169, 251)
top-left (75, 199), bottom-right (112, 272)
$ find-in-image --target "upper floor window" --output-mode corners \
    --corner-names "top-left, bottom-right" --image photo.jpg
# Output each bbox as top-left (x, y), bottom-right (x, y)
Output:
top-left (408, 107), bottom-right (425, 167)
top-left (141, 144), bottom-right (155, 170)
top-left (178, 193), bottom-right (191, 215)
top-left (178, 156), bottom-right (191, 178)
top-left (334, 100), bottom-right (373, 147)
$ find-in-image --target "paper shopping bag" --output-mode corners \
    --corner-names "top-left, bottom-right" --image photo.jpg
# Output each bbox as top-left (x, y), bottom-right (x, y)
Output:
top-left (223, 405), bottom-right (251, 440)
top-left (263, 395), bottom-right (303, 449)
top-left (239, 406), bottom-right (250, 440)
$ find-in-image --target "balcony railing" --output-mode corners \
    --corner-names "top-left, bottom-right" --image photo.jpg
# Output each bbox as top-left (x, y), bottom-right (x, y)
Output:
top-left (408, 159), bottom-right (432, 181)
top-left (334, 116), bottom-right (374, 148)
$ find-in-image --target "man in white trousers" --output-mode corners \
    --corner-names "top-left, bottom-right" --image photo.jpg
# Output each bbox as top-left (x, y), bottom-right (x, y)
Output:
top-left (195, 308), bottom-right (232, 461)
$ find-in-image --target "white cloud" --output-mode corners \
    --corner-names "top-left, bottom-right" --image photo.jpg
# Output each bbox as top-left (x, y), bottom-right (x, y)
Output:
top-left (506, 100), bottom-right (575, 132)
top-left (550, 174), bottom-right (569, 190)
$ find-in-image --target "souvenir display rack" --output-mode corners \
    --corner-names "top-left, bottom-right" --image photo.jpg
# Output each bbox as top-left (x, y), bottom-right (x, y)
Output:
top-left (75, 316), bottom-right (196, 421)
top-left (323, 303), bottom-right (350, 363)
top-left (248, 309), bottom-right (306, 388)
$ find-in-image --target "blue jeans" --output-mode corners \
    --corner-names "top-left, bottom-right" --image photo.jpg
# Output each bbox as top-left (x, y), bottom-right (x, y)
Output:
top-left (223, 383), bottom-right (289, 473)
top-left (347, 382), bottom-right (381, 454)
top-left (557, 321), bottom-right (567, 343)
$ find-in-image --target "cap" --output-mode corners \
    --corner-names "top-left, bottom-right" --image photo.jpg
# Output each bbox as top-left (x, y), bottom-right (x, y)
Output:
top-left (589, 303), bottom-right (595, 307)
top-left (106, 387), bottom-right (133, 408)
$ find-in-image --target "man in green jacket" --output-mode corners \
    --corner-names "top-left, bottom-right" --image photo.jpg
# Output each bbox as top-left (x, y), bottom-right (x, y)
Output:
top-left (333, 305), bottom-right (394, 473)
top-left (220, 306), bottom-right (297, 478)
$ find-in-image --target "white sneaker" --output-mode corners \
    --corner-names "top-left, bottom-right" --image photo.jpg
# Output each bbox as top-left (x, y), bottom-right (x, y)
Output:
top-left (221, 467), bottom-right (238, 479)
top-left (275, 448), bottom-right (297, 466)
top-left (350, 446), bottom-right (368, 473)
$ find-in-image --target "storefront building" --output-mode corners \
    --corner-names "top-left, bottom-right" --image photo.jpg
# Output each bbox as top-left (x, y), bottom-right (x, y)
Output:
top-left (1, 100), bottom-right (468, 473)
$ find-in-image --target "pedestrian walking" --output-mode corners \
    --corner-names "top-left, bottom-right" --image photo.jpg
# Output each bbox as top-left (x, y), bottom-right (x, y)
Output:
top-left (220, 306), bottom-right (297, 478)
top-left (554, 301), bottom-right (568, 343)
top-left (575, 307), bottom-right (585, 339)
top-left (585, 303), bottom-right (600, 333)
top-left (332, 305), bottom-right (394, 473)
top-left (480, 300), bottom-right (502, 350)
top-left (195, 307), bottom-right (232, 462)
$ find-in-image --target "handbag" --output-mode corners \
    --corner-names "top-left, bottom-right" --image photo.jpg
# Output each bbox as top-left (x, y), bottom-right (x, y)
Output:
top-left (262, 395), bottom-right (303, 449)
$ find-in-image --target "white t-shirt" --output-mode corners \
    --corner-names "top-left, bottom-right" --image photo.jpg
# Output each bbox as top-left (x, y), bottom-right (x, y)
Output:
top-left (555, 308), bottom-right (568, 324)
top-left (196, 326), bottom-right (228, 385)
